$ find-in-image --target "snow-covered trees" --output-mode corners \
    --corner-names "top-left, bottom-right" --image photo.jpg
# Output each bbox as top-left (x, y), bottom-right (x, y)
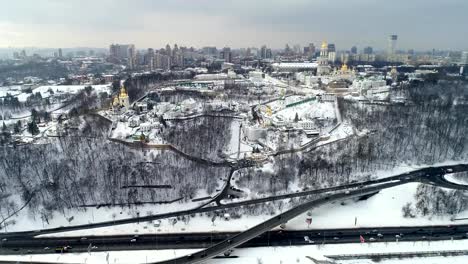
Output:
top-left (0, 118), bottom-right (229, 221)
top-left (412, 184), bottom-right (467, 217)
top-left (162, 116), bottom-right (234, 161)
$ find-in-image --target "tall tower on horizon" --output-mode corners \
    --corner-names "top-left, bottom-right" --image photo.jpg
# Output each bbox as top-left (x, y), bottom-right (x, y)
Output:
top-left (388, 35), bottom-right (398, 56)
top-left (317, 41), bottom-right (331, 76)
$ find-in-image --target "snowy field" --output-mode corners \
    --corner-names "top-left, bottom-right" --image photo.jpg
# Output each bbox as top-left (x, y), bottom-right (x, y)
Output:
top-left (271, 100), bottom-right (336, 121)
top-left (7, 200), bottom-right (206, 233)
top-left (38, 178), bottom-right (468, 238)
top-left (0, 85), bottom-right (21, 97)
top-left (225, 120), bottom-right (253, 158)
top-left (13, 84), bottom-right (111, 102)
top-left (445, 173), bottom-right (468, 186)
top-left (1, 240), bottom-right (467, 264)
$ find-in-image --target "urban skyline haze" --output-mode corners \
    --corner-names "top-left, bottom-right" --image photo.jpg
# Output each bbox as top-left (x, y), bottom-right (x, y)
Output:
top-left (0, 0), bottom-right (467, 50)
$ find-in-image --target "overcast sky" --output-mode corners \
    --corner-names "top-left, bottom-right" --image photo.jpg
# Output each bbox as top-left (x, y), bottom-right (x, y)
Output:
top-left (0, 0), bottom-right (467, 51)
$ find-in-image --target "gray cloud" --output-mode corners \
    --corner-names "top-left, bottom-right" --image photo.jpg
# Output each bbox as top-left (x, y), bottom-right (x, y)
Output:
top-left (0, 0), bottom-right (467, 50)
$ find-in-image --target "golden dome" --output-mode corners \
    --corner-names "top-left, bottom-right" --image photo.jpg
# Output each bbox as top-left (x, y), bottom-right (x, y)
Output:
top-left (321, 41), bottom-right (328, 49)
top-left (119, 85), bottom-right (128, 98)
top-left (341, 63), bottom-right (348, 72)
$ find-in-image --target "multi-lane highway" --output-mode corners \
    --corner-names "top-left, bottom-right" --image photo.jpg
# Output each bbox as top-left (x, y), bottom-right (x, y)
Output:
top-left (150, 164), bottom-right (468, 264)
top-left (1, 225), bottom-right (468, 255)
top-left (0, 164), bottom-right (467, 264)
top-left (3, 164), bottom-right (466, 240)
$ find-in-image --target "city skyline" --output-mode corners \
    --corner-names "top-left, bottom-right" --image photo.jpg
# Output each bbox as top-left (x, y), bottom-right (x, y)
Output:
top-left (1, 0), bottom-right (468, 50)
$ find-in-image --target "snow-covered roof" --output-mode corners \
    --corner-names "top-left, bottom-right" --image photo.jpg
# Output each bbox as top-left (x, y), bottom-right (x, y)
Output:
top-left (272, 62), bottom-right (318, 69)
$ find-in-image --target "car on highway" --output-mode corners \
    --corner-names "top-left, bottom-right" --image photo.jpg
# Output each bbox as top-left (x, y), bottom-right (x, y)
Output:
top-left (55, 246), bottom-right (71, 253)
top-left (130, 238), bottom-right (137, 242)
top-left (369, 237), bottom-right (376, 241)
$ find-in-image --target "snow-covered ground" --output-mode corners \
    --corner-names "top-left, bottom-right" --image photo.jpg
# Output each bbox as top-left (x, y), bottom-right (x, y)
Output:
top-left (1, 240), bottom-right (467, 264)
top-left (14, 84), bottom-right (111, 102)
top-left (444, 173), bottom-right (468, 186)
top-left (0, 85), bottom-right (21, 97)
top-left (5, 160), bottom-right (465, 238)
top-left (289, 182), bottom-right (455, 230)
top-left (38, 178), bottom-right (468, 238)
top-left (225, 120), bottom-right (253, 158)
top-left (6, 200), bottom-right (206, 233)
top-left (272, 100), bottom-right (335, 121)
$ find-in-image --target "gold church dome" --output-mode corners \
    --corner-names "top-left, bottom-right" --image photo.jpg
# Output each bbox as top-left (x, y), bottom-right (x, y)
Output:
top-left (341, 63), bottom-right (348, 72)
top-left (119, 85), bottom-right (128, 98)
top-left (321, 41), bottom-right (328, 49)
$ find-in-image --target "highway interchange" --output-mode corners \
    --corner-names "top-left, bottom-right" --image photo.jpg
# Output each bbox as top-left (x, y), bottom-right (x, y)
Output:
top-left (0, 163), bottom-right (467, 263)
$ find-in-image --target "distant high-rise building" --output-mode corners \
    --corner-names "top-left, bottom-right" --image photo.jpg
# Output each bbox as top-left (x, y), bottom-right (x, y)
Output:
top-left (109, 44), bottom-right (132, 59)
top-left (145, 48), bottom-right (155, 69)
top-left (20, 50), bottom-right (27, 58)
top-left (109, 44), bottom-right (118, 58)
top-left (327, 43), bottom-right (336, 63)
top-left (461, 51), bottom-right (468, 65)
top-left (266, 48), bottom-right (272, 59)
top-left (220, 47), bottom-right (232, 63)
top-left (165, 44), bottom-right (172, 56)
top-left (260, 45), bottom-right (267, 59)
top-left (154, 52), bottom-right (171, 70)
top-left (363, 46), bottom-right (373, 55)
top-left (127, 44), bottom-right (136, 69)
top-left (202, 47), bottom-right (217, 56)
top-left (293, 44), bottom-right (302, 55)
top-left (173, 44), bottom-right (179, 56)
top-left (58, 48), bottom-right (63, 58)
top-left (388, 35), bottom-right (398, 56)
top-left (284, 44), bottom-right (291, 55)
top-left (351, 46), bottom-right (358, 54)
top-left (304, 43), bottom-right (316, 58)
top-left (360, 46), bottom-right (375, 62)
top-left (136, 51), bottom-right (145, 65)
top-left (245, 47), bottom-right (251, 57)
top-left (309, 43), bottom-right (316, 54)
